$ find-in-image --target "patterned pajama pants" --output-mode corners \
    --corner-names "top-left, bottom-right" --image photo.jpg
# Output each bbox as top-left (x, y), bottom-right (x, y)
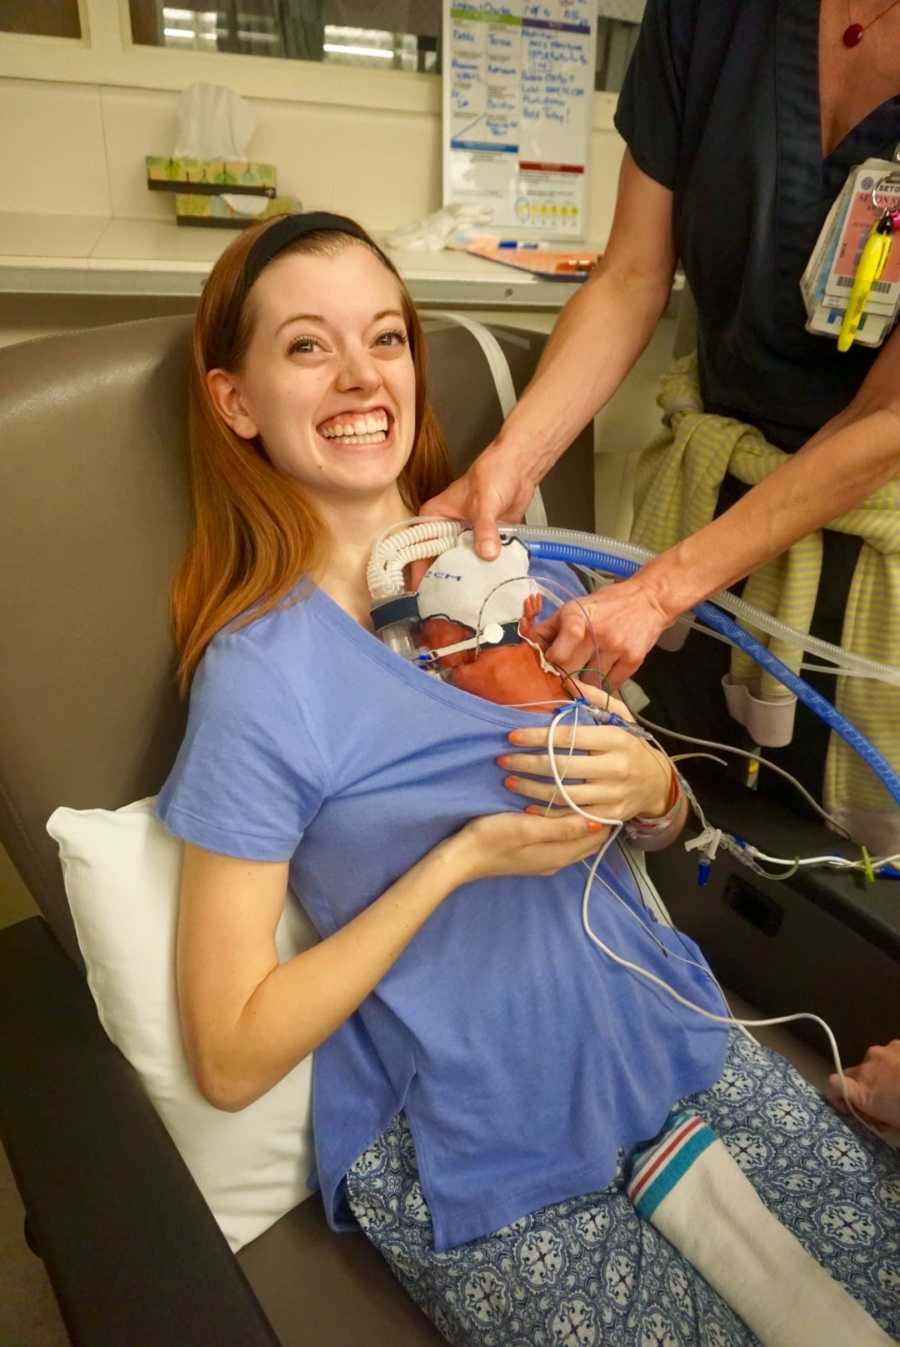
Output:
top-left (344, 1031), bottom-right (900, 1347)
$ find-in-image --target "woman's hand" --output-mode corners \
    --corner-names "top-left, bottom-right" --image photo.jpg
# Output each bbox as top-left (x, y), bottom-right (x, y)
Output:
top-left (497, 695), bottom-right (673, 825)
top-left (533, 572), bottom-right (675, 689)
top-left (499, 724), bottom-right (670, 822)
top-left (825, 1040), bottom-right (900, 1131)
top-left (448, 809), bottom-right (610, 884)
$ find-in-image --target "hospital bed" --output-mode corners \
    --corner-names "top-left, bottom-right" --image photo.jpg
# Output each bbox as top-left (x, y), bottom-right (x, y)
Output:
top-left (0, 313), bottom-right (894, 1347)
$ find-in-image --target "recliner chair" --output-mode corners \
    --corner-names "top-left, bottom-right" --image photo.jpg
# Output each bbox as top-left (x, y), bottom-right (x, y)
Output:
top-left (2, 311), bottom-right (895, 1347)
top-left (0, 313), bottom-right (595, 1347)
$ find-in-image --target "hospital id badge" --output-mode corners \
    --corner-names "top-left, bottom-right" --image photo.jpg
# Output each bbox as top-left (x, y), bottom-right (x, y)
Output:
top-left (800, 155), bottom-right (900, 349)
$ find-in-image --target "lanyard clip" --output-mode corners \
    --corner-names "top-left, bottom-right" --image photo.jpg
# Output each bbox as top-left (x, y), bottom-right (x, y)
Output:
top-left (837, 210), bottom-right (895, 352)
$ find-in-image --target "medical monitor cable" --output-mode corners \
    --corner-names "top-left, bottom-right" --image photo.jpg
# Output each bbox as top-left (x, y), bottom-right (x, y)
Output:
top-left (540, 704), bottom-right (770, 1051)
top-left (633, 712), bottom-right (851, 837)
top-left (538, 703), bottom-right (898, 1147)
top-left (578, 843), bottom-right (897, 1151)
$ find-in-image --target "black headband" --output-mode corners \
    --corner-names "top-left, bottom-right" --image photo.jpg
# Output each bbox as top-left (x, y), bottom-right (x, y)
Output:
top-left (242, 211), bottom-right (372, 292)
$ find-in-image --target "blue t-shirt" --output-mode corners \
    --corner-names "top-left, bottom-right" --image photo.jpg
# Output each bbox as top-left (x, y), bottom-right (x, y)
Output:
top-left (157, 564), bottom-right (727, 1251)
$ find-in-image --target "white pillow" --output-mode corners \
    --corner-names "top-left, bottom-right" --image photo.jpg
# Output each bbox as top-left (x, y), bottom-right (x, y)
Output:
top-left (46, 797), bottom-right (318, 1253)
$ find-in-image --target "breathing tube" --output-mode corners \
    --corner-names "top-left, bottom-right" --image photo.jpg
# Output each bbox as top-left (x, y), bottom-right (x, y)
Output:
top-left (507, 525), bottom-right (900, 689)
top-left (514, 532), bottom-right (900, 807)
top-left (367, 518), bottom-right (900, 805)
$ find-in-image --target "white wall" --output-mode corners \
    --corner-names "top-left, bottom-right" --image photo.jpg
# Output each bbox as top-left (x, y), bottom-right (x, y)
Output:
top-left (0, 75), bottom-right (626, 235)
top-left (0, 72), bottom-right (628, 352)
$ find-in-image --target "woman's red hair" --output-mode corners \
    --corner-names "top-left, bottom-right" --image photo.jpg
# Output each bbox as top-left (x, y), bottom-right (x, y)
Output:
top-left (172, 216), bottom-right (450, 692)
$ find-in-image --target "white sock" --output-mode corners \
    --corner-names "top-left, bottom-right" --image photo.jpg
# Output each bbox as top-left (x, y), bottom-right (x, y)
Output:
top-left (628, 1112), bottom-right (893, 1347)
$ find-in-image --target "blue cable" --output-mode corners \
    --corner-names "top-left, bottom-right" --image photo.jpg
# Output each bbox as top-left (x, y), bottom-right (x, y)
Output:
top-left (526, 541), bottom-right (900, 807)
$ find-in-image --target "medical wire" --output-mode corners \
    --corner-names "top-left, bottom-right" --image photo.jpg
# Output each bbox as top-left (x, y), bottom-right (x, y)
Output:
top-left (577, 843), bottom-right (895, 1149)
top-left (634, 712), bottom-right (850, 836)
top-left (587, 848), bottom-right (757, 1048)
top-left (671, 613), bottom-right (900, 683)
top-left (473, 572), bottom-right (603, 682)
top-left (546, 703), bottom-right (632, 827)
top-left (658, 755), bottom-right (879, 881)
top-left (584, 837), bottom-right (736, 999)
top-left (654, 611), bottom-right (900, 690)
top-left (535, 703), bottom-right (895, 1145)
top-left (505, 699), bottom-right (571, 710)
top-left (799, 664), bottom-right (899, 680)
top-left (520, 628), bottom-right (893, 878)
top-left (748, 846), bottom-right (900, 871)
top-left (544, 699), bottom-right (673, 829)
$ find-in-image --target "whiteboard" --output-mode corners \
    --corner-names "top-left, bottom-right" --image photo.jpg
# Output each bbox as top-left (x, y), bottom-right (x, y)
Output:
top-left (442, 1), bottom-right (596, 240)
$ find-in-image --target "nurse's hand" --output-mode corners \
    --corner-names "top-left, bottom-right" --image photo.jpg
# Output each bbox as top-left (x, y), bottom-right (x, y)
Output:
top-left (419, 439), bottom-right (540, 562)
top-left (450, 810), bottom-right (609, 883)
top-left (533, 573), bottom-right (674, 689)
top-left (825, 1040), bottom-right (900, 1131)
top-left (497, 707), bottom-right (673, 825)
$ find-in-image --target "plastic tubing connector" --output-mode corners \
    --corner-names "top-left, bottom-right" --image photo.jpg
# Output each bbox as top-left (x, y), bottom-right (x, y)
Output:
top-left (525, 540), bottom-right (900, 806)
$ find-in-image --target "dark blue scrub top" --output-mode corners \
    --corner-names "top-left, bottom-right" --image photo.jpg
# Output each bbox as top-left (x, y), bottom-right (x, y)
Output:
top-left (615, 0), bottom-right (900, 451)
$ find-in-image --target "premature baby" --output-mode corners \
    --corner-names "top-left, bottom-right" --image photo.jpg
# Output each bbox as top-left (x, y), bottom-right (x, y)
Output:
top-left (412, 534), bottom-right (575, 708)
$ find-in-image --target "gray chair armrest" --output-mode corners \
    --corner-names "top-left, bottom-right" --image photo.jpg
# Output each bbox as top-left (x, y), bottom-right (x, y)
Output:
top-left (0, 916), bottom-right (281, 1347)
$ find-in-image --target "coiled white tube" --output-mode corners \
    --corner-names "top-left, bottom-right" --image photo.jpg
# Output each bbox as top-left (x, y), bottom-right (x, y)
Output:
top-left (366, 519), bottom-right (463, 601)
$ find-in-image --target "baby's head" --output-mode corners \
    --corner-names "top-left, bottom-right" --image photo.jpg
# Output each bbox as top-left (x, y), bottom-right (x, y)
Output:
top-left (413, 534), bottom-right (573, 708)
top-left (418, 594), bottom-right (572, 707)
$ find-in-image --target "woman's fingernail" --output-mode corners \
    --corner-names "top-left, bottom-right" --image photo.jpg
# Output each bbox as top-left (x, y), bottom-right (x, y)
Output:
top-left (587, 822), bottom-right (604, 832)
top-left (508, 731), bottom-right (523, 744)
top-left (504, 777), bottom-right (518, 790)
top-left (496, 756), bottom-right (510, 768)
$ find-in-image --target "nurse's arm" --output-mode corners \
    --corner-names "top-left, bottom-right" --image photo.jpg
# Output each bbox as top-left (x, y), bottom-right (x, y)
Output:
top-left (646, 324), bottom-right (900, 622)
top-left (543, 326), bottom-right (900, 684)
top-left (420, 151), bottom-right (676, 559)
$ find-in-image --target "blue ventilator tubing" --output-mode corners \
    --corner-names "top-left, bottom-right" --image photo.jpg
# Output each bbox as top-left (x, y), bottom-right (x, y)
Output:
top-left (525, 540), bottom-right (900, 806)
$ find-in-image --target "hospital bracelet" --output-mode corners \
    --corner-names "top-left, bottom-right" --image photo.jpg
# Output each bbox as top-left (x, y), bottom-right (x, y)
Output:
top-left (623, 767), bottom-right (684, 845)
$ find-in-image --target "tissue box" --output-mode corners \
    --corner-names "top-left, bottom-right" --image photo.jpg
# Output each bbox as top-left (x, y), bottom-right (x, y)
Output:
top-left (174, 193), bottom-right (302, 229)
top-left (146, 156), bottom-right (277, 197)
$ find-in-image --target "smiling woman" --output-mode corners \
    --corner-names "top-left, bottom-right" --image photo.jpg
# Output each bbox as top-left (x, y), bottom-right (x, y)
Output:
top-left (207, 249), bottom-right (415, 499)
top-left (173, 210), bottom-right (449, 685)
top-left (153, 208), bottom-right (900, 1347)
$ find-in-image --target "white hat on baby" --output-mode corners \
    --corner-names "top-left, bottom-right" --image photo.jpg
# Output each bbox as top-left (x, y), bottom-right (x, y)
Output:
top-left (417, 531), bottom-right (535, 631)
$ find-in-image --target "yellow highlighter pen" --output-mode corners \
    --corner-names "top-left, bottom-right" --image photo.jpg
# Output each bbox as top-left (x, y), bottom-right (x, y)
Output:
top-left (837, 212), bottom-right (894, 352)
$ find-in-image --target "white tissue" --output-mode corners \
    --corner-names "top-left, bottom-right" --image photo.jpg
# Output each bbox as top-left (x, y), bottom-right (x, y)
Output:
top-left (221, 195), bottom-right (271, 216)
top-left (173, 82), bottom-right (256, 161)
top-left (383, 203), bottom-right (494, 252)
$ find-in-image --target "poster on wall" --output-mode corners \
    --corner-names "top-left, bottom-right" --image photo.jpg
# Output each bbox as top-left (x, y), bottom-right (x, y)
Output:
top-left (442, 1), bottom-right (596, 240)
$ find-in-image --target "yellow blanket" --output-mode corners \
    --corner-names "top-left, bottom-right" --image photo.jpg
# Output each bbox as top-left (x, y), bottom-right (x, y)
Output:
top-left (631, 354), bottom-right (900, 851)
